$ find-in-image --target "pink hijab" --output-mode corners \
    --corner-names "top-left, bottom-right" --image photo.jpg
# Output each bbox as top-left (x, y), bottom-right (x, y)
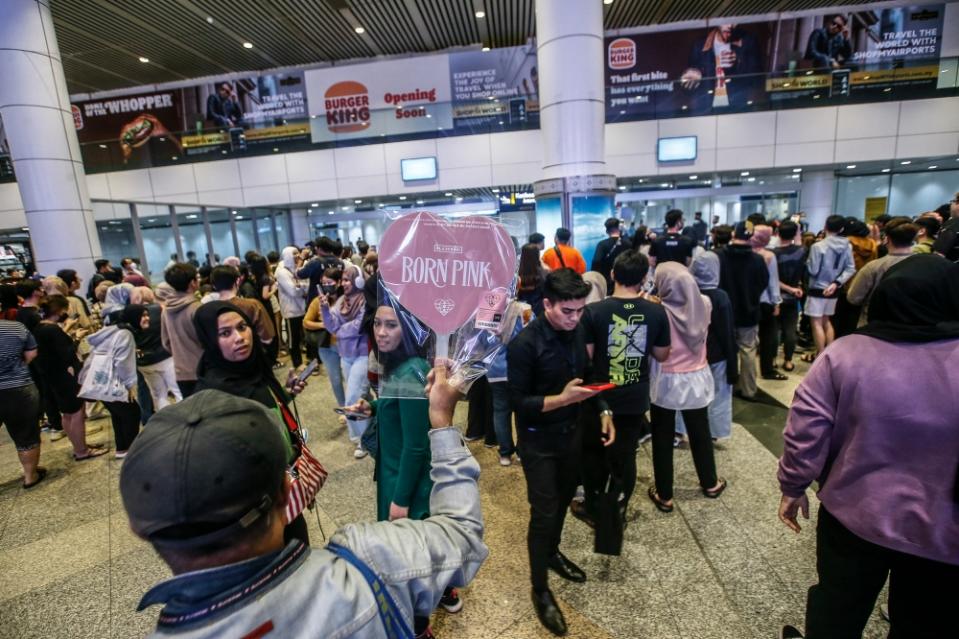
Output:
top-left (750, 224), bottom-right (775, 264)
top-left (653, 262), bottom-right (711, 353)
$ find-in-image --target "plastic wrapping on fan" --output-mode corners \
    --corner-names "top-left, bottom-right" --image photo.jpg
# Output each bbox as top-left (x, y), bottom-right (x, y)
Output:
top-left (374, 210), bottom-right (521, 398)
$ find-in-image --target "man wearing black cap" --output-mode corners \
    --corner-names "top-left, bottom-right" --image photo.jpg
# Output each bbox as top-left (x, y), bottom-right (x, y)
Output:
top-left (716, 221), bottom-right (769, 399)
top-left (591, 217), bottom-right (632, 291)
top-left (121, 372), bottom-right (487, 638)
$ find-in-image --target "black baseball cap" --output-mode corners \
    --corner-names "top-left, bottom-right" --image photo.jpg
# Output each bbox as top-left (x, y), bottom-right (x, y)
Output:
top-left (120, 390), bottom-right (289, 548)
top-left (604, 217), bottom-right (621, 231)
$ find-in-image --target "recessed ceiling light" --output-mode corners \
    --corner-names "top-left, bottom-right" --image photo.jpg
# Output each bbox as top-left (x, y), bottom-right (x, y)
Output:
top-left (491, 188), bottom-right (500, 193)
top-left (147, 218), bottom-right (155, 223)
top-left (881, 168), bottom-right (891, 173)
top-left (231, 210), bottom-right (238, 214)
top-left (171, 156), bottom-right (178, 160)
top-left (746, 100), bottom-right (753, 105)
top-left (310, 114), bottom-right (317, 119)
top-left (805, 70), bottom-right (813, 76)
top-left (354, 26), bottom-right (365, 34)
top-left (399, 196), bottom-right (407, 200)
top-left (307, 209), bottom-right (313, 213)
top-left (929, 165), bottom-right (938, 169)
top-left (186, 214), bottom-right (198, 219)
top-left (660, 182), bottom-right (670, 187)
top-left (445, 192), bottom-right (453, 196)
top-left (378, 203), bottom-right (385, 207)
top-left (272, 147), bottom-right (279, 152)
top-left (792, 168), bottom-right (802, 173)
top-left (846, 164), bottom-right (857, 169)
top-left (740, 171), bottom-right (749, 176)
top-left (221, 150), bottom-right (227, 154)
top-left (242, 42), bottom-right (253, 49)
top-left (455, 196), bottom-right (463, 202)
top-left (498, 120), bottom-right (504, 125)
top-left (328, 210), bottom-right (334, 214)
top-left (604, 0), bottom-right (614, 4)
top-left (138, 56), bottom-right (149, 63)
top-left (206, 16), bottom-right (214, 24)
top-left (354, 199), bottom-right (362, 203)
top-left (689, 174), bottom-right (698, 179)
top-left (98, 144), bottom-right (107, 149)
top-left (618, 186), bottom-right (626, 190)
top-left (311, 203), bottom-right (319, 207)
top-left (235, 216), bottom-right (244, 220)
top-left (475, 10), bottom-right (486, 18)
top-left (747, 177), bottom-right (756, 182)
top-left (416, 199), bottom-right (425, 205)
top-left (340, 206), bottom-right (349, 211)
top-left (900, 160), bottom-right (911, 165)
top-left (481, 46), bottom-right (490, 52)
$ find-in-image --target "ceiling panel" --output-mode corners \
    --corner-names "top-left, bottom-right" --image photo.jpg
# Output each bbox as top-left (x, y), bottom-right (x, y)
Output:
top-left (52, 0), bottom-right (952, 94)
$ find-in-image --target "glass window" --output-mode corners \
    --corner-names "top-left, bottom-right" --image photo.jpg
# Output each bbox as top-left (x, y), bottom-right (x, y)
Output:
top-left (174, 205), bottom-right (209, 267)
top-left (96, 218), bottom-right (136, 269)
top-left (139, 204), bottom-right (179, 280)
top-left (206, 208), bottom-right (235, 263)
top-left (235, 210), bottom-right (258, 258)
top-left (255, 209), bottom-right (276, 254)
top-left (275, 211), bottom-right (291, 249)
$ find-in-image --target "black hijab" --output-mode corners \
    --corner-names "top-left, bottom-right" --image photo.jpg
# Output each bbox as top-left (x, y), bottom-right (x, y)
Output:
top-left (857, 254), bottom-right (959, 343)
top-left (193, 301), bottom-right (285, 408)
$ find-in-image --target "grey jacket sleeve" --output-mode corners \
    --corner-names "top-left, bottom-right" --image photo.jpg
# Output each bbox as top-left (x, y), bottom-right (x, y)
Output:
top-left (115, 331), bottom-right (139, 390)
top-left (330, 427), bottom-right (488, 621)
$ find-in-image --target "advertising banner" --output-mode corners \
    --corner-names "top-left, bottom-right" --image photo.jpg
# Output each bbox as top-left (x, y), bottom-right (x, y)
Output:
top-left (72, 71), bottom-right (310, 168)
top-left (305, 55), bottom-right (453, 143)
top-left (605, 3), bottom-right (946, 120)
top-left (448, 45), bottom-right (539, 129)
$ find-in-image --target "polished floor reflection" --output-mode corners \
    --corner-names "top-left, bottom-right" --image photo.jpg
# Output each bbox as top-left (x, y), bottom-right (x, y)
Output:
top-left (0, 364), bottom-right (888, 639)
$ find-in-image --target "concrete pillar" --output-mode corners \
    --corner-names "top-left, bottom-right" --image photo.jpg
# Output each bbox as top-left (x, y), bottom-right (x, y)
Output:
top-left (0, 0), bottom-right (101, 279)
top-left (532, 0), bottom-right (615, 265)
top-left (799, 170), bottom-right (836, 233)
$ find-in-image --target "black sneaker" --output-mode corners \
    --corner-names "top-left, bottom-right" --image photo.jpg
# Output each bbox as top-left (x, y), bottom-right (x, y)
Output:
top-left (439, 587), bottom-right (463, 613)
top-left (779, 625), bottom-right (804, 639)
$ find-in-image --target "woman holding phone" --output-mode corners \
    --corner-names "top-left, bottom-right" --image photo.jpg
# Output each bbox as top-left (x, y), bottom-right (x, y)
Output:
top-left (193, 301), bottom-right (321, 544)
top-left (346, 292), bottom-right (462, 634)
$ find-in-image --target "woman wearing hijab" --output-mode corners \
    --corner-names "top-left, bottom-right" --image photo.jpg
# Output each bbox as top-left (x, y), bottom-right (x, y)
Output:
top-left (275, 246), bottom-right (308, 368)
top-left (120, 304), bottom-right (180, 410)
top-left (648, 262), bottom-right (726, 512)
top-left (582, 271), bottom-right (607, 305)
top-left (347, 291), bottom-right (463, 633)
top-left (193, 301), bottom-right (319, 545)
top-left (778, 255), bottom-right (959, 639)
top-left (676, 252), bottom-right (738, 441)
top-left (750, 225), bottom-right (786, 381)
top-left (321, 263), bottom-right (370, 459)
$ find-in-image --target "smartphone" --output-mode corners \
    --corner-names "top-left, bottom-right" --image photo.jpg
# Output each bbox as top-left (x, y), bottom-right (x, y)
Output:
top-left (581, 382), bottom-right (615, 392)
top-left (297, 359), bottom-right (318, 382)
top-left (334, 407), bottom-right (368, 419)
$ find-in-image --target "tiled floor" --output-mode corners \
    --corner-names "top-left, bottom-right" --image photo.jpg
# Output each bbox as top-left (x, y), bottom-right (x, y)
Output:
top-left (0, 362), bottom-right (889, 639)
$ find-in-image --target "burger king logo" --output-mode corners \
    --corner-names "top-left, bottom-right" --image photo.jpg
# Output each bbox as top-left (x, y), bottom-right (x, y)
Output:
top-left (608, 38), bottom-right (636, 70)
top-left (324, 81), bottom-right (370, 133)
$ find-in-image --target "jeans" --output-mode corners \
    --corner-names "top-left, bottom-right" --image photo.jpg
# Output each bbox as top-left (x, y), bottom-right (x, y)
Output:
top-left (286, 316), bottom-right (305, 368)
top-left (805, 506), bottom-right (957, 639)
top-left (675, 361), bottom-right (732, 439)
top-left (318, 346), bottom-right (345, 407)
top-left (778, 300), bottom-right (800, 362)
top-left (490, 382), bottom-right (515, 456)
top-left (139, 358), bottom-right (182, 410)
top-left (103, 400), bottom-right (141, 452)
top-left (341, 354), bottom-right (370, 441)
top-left (650, 404), bottom-right (717, 501)
top-left (735, 326), bottom-right (759, 398)
top-left (136, 372), bottom-right (154, 426)
top-left (758, 303), bottom-right (779, 376)
top-left (518, 426), bottom-right (582, 591)
top-left (582, 411), bottom-right (646, 516)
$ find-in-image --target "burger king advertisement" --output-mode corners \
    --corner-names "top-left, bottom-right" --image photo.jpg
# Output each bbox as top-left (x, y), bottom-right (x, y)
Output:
top-left (306, 55), bottom-right (453, 143)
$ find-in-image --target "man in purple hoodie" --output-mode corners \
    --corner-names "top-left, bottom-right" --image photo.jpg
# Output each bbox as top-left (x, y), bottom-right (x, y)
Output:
top-left (777, 255), bottom-right (959, 639)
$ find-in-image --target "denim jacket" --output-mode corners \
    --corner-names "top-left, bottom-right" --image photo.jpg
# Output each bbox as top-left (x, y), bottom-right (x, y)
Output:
top-left (137, 428), bottom-right (487, 638)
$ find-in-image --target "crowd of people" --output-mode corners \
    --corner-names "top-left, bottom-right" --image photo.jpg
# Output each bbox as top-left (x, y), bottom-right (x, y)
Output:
top-left (0, 192), bottom-right (957, 639)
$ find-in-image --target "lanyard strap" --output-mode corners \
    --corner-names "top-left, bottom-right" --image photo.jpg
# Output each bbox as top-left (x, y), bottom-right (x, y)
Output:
top-left (326, 543), bottom-right (414, 639)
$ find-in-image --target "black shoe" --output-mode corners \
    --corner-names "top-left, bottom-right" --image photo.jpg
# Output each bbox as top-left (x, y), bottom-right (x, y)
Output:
top-left (733, 390), bottom-right (758, 402)
top-left (779, 625), bottom-right (804, 639)
top-left (569, 500), bottom-right (595, 529)
top-left (548, 551), bottom-right (586, 583)
top-left (531, 589), bottom-right (567, 636)
top-left (762, 372), bottom-right (788, 381)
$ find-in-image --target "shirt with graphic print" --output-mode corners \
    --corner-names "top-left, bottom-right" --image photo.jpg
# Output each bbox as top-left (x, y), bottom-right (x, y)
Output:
top-left (581, 296), bottom-right (670, 415)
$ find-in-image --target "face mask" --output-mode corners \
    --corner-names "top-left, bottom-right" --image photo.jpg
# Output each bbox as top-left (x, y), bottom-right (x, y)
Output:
top-left (321, 284), bottom-right (337, 295)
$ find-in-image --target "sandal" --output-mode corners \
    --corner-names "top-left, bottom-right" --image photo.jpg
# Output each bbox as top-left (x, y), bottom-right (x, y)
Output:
top-left (782, 361), bottom-right (795, 372)
top-left (648, 486), bottom-right (673, 513)
top-left (74, 443), bottom-right (108, 461)
top-left (23, 467), bottom-right (47, 489)
top-left (800, 353), bottom-right (816, 363)
top-left (703, 478), bottom-right (728, 499)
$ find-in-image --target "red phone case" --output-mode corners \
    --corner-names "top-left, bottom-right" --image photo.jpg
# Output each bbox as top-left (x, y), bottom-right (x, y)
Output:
top-left (582, 383), bottom-right (615, 391)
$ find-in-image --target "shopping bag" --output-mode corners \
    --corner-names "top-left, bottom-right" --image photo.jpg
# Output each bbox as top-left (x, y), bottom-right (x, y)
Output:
top-left (594, 474), bottom-right (625, 556)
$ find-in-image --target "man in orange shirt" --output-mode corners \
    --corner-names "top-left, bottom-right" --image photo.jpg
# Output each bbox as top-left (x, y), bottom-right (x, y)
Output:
top-left (542, 228), bottom-right (586, 274)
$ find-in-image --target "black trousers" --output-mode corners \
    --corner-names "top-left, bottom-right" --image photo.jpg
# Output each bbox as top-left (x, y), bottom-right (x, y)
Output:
top-left (805, 506), bottom-right (958, 639)
top-left (177, 380), bottom-right (197, 398)
top-left (519, 426), bottom-right (582, 592)
top-left (465, 375), bottom-right (495, 445)
top-left (758, 302), bottom-right (780, 376)
top-left (831, 291), bottom-right (861, 339)
top-left (778, 300), bottom-right (800, 362)
top-left (581, 411), bottom-right (646, 516)
top-left (287, 316), bottom-right (305, 368)
top-left (103, 400), bottom-right (141, 452)
top-left (649, 404), bottom-right (717, 501)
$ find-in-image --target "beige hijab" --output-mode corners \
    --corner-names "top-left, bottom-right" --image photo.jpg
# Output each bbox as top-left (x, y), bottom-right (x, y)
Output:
top-left (654, 262), bottom-right (710, 352)
top-left (583, 271), bottom-right (607, 305)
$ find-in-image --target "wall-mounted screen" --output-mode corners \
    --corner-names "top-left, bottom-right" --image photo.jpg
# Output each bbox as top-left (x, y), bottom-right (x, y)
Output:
top-left (401, 157), bottom-right (438, 181)
top-left (657, 136), bottom-right (697, 163)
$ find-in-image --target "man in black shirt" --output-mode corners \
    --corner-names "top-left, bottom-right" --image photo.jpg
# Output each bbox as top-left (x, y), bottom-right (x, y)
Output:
top-left (717, 222), bottom-right (769, 399)
top-left (691, 211), bottom-right (708, 246)
top-left (649, 209), bottom-right (696, 267)
top-left (576, 251), bottom-right (670, 528)
top-left (590, 217), bottom-right (632, 292)
top-left (773, 221), bottom-right (805, 371)
top-left (507, 269), bottom-right (614, 637)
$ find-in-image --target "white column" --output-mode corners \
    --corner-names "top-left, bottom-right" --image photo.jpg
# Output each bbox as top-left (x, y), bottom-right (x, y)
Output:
top-left (0, 0), bottom-right (101, 279)
top-left (799, 170), bottom-right (836, 233)
top-left (535, 0), bottom-right (607, 180)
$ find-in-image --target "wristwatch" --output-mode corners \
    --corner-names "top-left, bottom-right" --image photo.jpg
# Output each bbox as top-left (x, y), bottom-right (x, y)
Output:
top-left (600, 409), bottom-right (614, 418)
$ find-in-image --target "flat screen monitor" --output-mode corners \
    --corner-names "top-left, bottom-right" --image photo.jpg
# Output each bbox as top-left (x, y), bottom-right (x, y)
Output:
top-left (401, 157), bottom-right (437, 181)
top-left (657, 136), bottom-right (697, 163)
